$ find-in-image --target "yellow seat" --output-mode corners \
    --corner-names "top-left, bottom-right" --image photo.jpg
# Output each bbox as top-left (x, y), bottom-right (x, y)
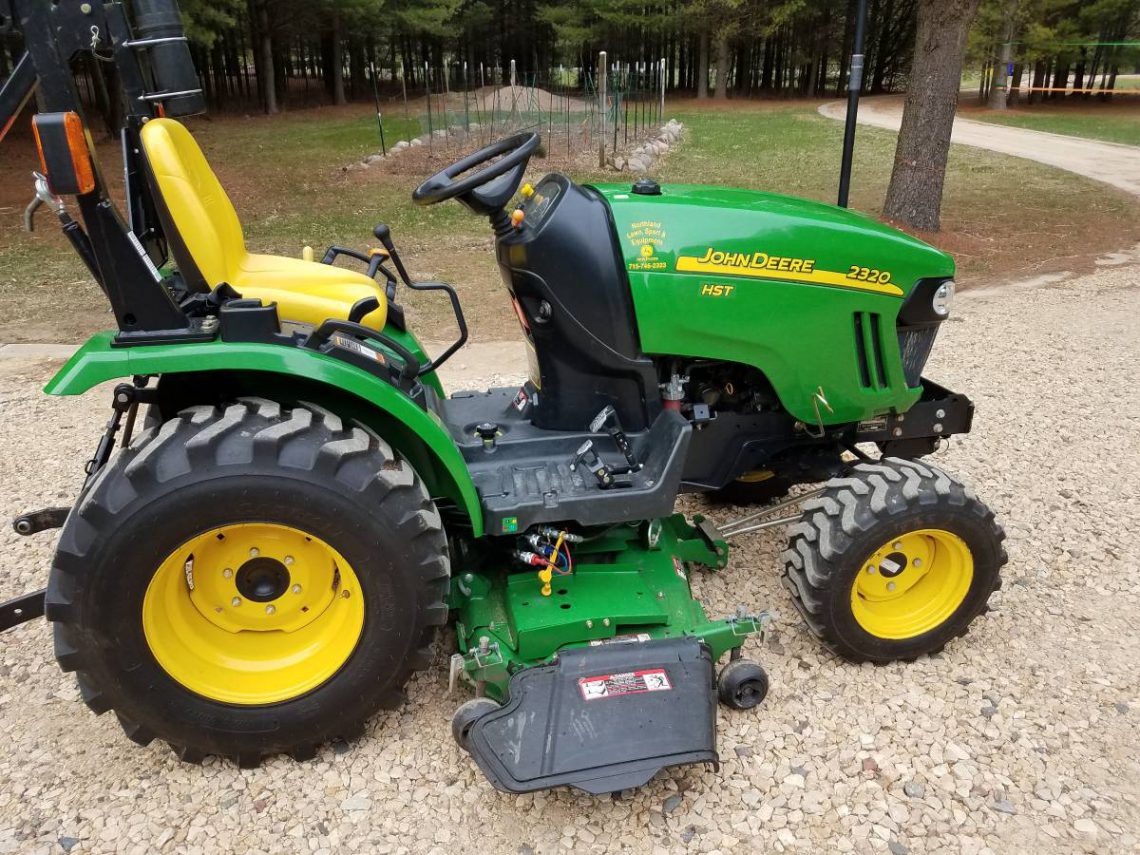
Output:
top-left (138, 118), bottom-right (386, 329)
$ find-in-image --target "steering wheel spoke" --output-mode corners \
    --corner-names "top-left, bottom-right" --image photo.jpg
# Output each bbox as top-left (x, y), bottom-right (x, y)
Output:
top-left (412, 132), bottom-right (540, 216)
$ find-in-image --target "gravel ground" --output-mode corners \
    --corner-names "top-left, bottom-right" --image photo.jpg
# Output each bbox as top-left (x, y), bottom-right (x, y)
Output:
top-left (2, 265), bottom-right (1139, 854)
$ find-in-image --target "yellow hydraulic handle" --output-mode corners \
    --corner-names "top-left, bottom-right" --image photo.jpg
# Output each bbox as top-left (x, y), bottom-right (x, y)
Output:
top-left (539, 532), bottom-right (566, 597)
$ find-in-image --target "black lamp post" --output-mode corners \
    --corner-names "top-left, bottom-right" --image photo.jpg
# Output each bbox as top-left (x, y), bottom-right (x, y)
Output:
top-left (837, 0), bottom-right (869, 208)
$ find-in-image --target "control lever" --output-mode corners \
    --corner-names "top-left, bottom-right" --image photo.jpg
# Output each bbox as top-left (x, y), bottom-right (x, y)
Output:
top-left (570, 440), bottom-right (632, 490)
top-left (590, 405), bottom-right (642, 473)
top-left (373, 223), bottom-right (413, 287)
top-left (24, 172), bottom-right (101, 283)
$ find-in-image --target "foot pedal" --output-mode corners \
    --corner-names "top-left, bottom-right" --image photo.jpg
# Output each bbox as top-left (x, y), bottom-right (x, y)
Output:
top-left (464, 637), bottom-right (718, 794)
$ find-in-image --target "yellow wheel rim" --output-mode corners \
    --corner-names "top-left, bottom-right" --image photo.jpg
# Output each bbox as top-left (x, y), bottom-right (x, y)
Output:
top-left (737, 469), bottom-right (776, 484)
top-left (142, 523), bottom-right (365, 705)
top-left (850, 529), bottom-right (973, 640)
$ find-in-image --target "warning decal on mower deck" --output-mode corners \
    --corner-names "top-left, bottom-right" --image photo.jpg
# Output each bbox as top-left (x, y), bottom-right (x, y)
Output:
top-left (578, 668), bottom-right (672, 701)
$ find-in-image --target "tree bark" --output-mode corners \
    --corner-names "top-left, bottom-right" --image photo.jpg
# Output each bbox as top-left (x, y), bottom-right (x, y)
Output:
top-left (713, 32), bottom-right (729, 98)
top-left (697, 29), bottom-right (710, 98)
top-left (883, 0), bottom-right (980, 232)
top-left (256, 1), bottom-right (278, 114)
top-left (988, 26), bottom-right (1012, 110)
top-left (1009, 61), bottom-right (1024, 106)
top-left (330, 9), bottom-right (346, 106)
top-left (1050, 62), bottom-right (1069, 100)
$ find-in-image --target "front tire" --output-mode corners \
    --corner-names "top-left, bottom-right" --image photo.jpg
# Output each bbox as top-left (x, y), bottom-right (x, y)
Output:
top-left (781, 457), bottom-right (1005, 663)
top-left (46, 398), bottom-right (450, 765)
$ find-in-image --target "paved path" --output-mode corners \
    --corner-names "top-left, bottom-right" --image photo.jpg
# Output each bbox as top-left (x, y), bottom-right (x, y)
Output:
top-left (819, 99), bottom-right (1140, 197)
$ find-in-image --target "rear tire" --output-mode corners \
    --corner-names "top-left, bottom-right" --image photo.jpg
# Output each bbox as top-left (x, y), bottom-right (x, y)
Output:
top-left (46, 398), bottom-right (450, 765)
top-left (781, 457), bottom-right (1005, 663)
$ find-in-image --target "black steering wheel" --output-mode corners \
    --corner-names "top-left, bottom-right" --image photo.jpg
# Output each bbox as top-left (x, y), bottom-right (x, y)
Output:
top-left (412, 132), bottom-right (540, 214)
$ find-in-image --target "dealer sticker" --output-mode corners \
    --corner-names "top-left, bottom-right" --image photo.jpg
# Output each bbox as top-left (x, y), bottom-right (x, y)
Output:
top-left (589, 632), bottom-right (652, 647)
top-left (577, 668), bottom-right (672, 701)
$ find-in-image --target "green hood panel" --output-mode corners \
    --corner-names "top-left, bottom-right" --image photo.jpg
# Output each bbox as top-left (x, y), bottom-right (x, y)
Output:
top-left (594, 183), bottom-right (953, 293)
top-left (46, 331), bottom-right (484, 535)
top-left (592, 183), bottom-right (955, 424)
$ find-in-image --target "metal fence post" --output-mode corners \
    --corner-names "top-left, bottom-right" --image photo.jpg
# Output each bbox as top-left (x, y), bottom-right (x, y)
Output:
top-left (660, 57), bottom-right (666, 126)
top-left (424, 62), bottom-right (432, 155)
top-left (598, 51), bottom-right (607, 168)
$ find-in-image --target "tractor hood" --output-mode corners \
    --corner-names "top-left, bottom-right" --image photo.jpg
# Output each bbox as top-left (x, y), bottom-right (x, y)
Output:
top-left (592, 183), bottom-right (954, 297)
top-left (589, 182), bottom-right (956, 425)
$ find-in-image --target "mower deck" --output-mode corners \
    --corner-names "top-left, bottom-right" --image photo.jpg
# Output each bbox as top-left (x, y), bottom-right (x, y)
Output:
top-left (464, 637), bottom-right (718, 794)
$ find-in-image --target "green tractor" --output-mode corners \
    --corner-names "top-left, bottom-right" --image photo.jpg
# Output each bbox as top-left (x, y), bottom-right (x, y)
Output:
top-left (2, 0), bottom-right (1004, 794)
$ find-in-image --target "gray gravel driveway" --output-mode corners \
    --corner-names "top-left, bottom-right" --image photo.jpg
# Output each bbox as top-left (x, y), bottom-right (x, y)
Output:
top-left (819, 99), bottom-right (1140, 198)
top-left (1, 264), bottom-right (1139, 854)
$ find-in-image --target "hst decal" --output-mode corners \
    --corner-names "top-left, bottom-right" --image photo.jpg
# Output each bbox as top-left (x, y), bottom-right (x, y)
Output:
top-left (676, 247), bottom-right (903, 296)
top-left (700, 283), bottom-right (736, 297)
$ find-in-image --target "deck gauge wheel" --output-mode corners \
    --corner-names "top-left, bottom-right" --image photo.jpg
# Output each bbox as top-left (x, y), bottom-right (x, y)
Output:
top-left (451, 697), bottom-right (500, 750)
top-left (717, 659), bottom-right (770, 710)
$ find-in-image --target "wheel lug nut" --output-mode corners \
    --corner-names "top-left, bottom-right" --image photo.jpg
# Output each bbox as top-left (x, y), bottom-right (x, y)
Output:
top-left (249, 548), bottom-right (259, 558)
top-left (867, 565), bottom-right (877, 574)
top-left (893, 542), bottom-right (903, 550)
top-left (222, 568), bottom-right (233, 579)
top-left (913, 558), bottom-right (923, 568)
top-left (265, 604), bottom-right (276, 615)
top-left (886, 582), bottom-right (897, 592)
top-left (231, 597), bottom-right (241, 607)
top-left (292, 584), bottom-right (302, 594)
top-left (284, 555), bottom-right (294, 566)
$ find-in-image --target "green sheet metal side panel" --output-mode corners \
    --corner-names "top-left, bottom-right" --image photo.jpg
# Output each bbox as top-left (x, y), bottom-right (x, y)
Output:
top-left (592, 184), bottom-right (956, 424)
top-left (45, 331), bottom-right (483, 535)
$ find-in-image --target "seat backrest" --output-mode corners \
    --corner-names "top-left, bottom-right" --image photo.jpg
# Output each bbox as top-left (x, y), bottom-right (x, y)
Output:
top-left (139, 118), bottom-right (245, 290)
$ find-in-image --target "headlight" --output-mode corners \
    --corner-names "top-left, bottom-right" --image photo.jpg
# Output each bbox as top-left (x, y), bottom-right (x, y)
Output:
top-left (932, 280), bottom-right (955, 317)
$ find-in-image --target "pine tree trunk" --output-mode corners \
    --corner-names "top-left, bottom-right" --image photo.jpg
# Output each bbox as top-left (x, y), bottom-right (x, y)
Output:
top-left (256, 1), bottom-right (278, 114)
top-left (1009, 61), bottom-right (1024, 106)
top-left (883, 0), bottom-right (980, 232)
top-left (330, 10), bottom-right (346, 106)
top-left (697, 30), bottom-right (709, 98)
top-left (988, 28), bottom-right (1012, 110)
top-left (1050, 62), bottom-right (1069, 100)
top-left (714, 33), bottom-right (729, 99)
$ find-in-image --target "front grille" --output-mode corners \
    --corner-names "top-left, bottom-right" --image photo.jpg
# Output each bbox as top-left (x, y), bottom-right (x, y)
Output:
top-left (897, 327), bottom-right (939, 387)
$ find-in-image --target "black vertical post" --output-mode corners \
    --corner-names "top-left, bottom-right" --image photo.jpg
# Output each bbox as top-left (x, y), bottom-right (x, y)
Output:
top-left (837, 0), bottom-right (868, 208)
top-left (369, 59), bottom-right (386, 156)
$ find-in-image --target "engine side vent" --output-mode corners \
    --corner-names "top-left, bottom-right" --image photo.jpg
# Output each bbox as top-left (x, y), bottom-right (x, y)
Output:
top-left (854, 312), bottom-right (888, 389)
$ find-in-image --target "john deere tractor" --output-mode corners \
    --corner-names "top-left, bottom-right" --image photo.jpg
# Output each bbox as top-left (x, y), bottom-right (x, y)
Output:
top-left (1, 0), bottom-right (1005, 794)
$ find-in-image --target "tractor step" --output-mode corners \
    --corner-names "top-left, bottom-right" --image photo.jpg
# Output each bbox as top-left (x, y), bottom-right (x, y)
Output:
top-left (12, 506), bottom-right (70, 536)
top-left (463, 636), bottom-right (718, 794)
top-left (443, 388), bottom-right (692, 533)
top-left (1, 588), bottom-right (46, 632)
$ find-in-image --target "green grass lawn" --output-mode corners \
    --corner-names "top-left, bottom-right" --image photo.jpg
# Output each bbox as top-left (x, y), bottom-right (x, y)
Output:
top-left (2, 100), bottom-right (1138, 344)
top-left (965, 106), bottom-right (1140, 147)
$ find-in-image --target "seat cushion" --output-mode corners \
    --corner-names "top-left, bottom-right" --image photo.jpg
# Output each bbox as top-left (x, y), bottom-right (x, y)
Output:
top-left (232, 254), bottom-right (387, 329)
top-left (139, 118), bottom-right (387, 329)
